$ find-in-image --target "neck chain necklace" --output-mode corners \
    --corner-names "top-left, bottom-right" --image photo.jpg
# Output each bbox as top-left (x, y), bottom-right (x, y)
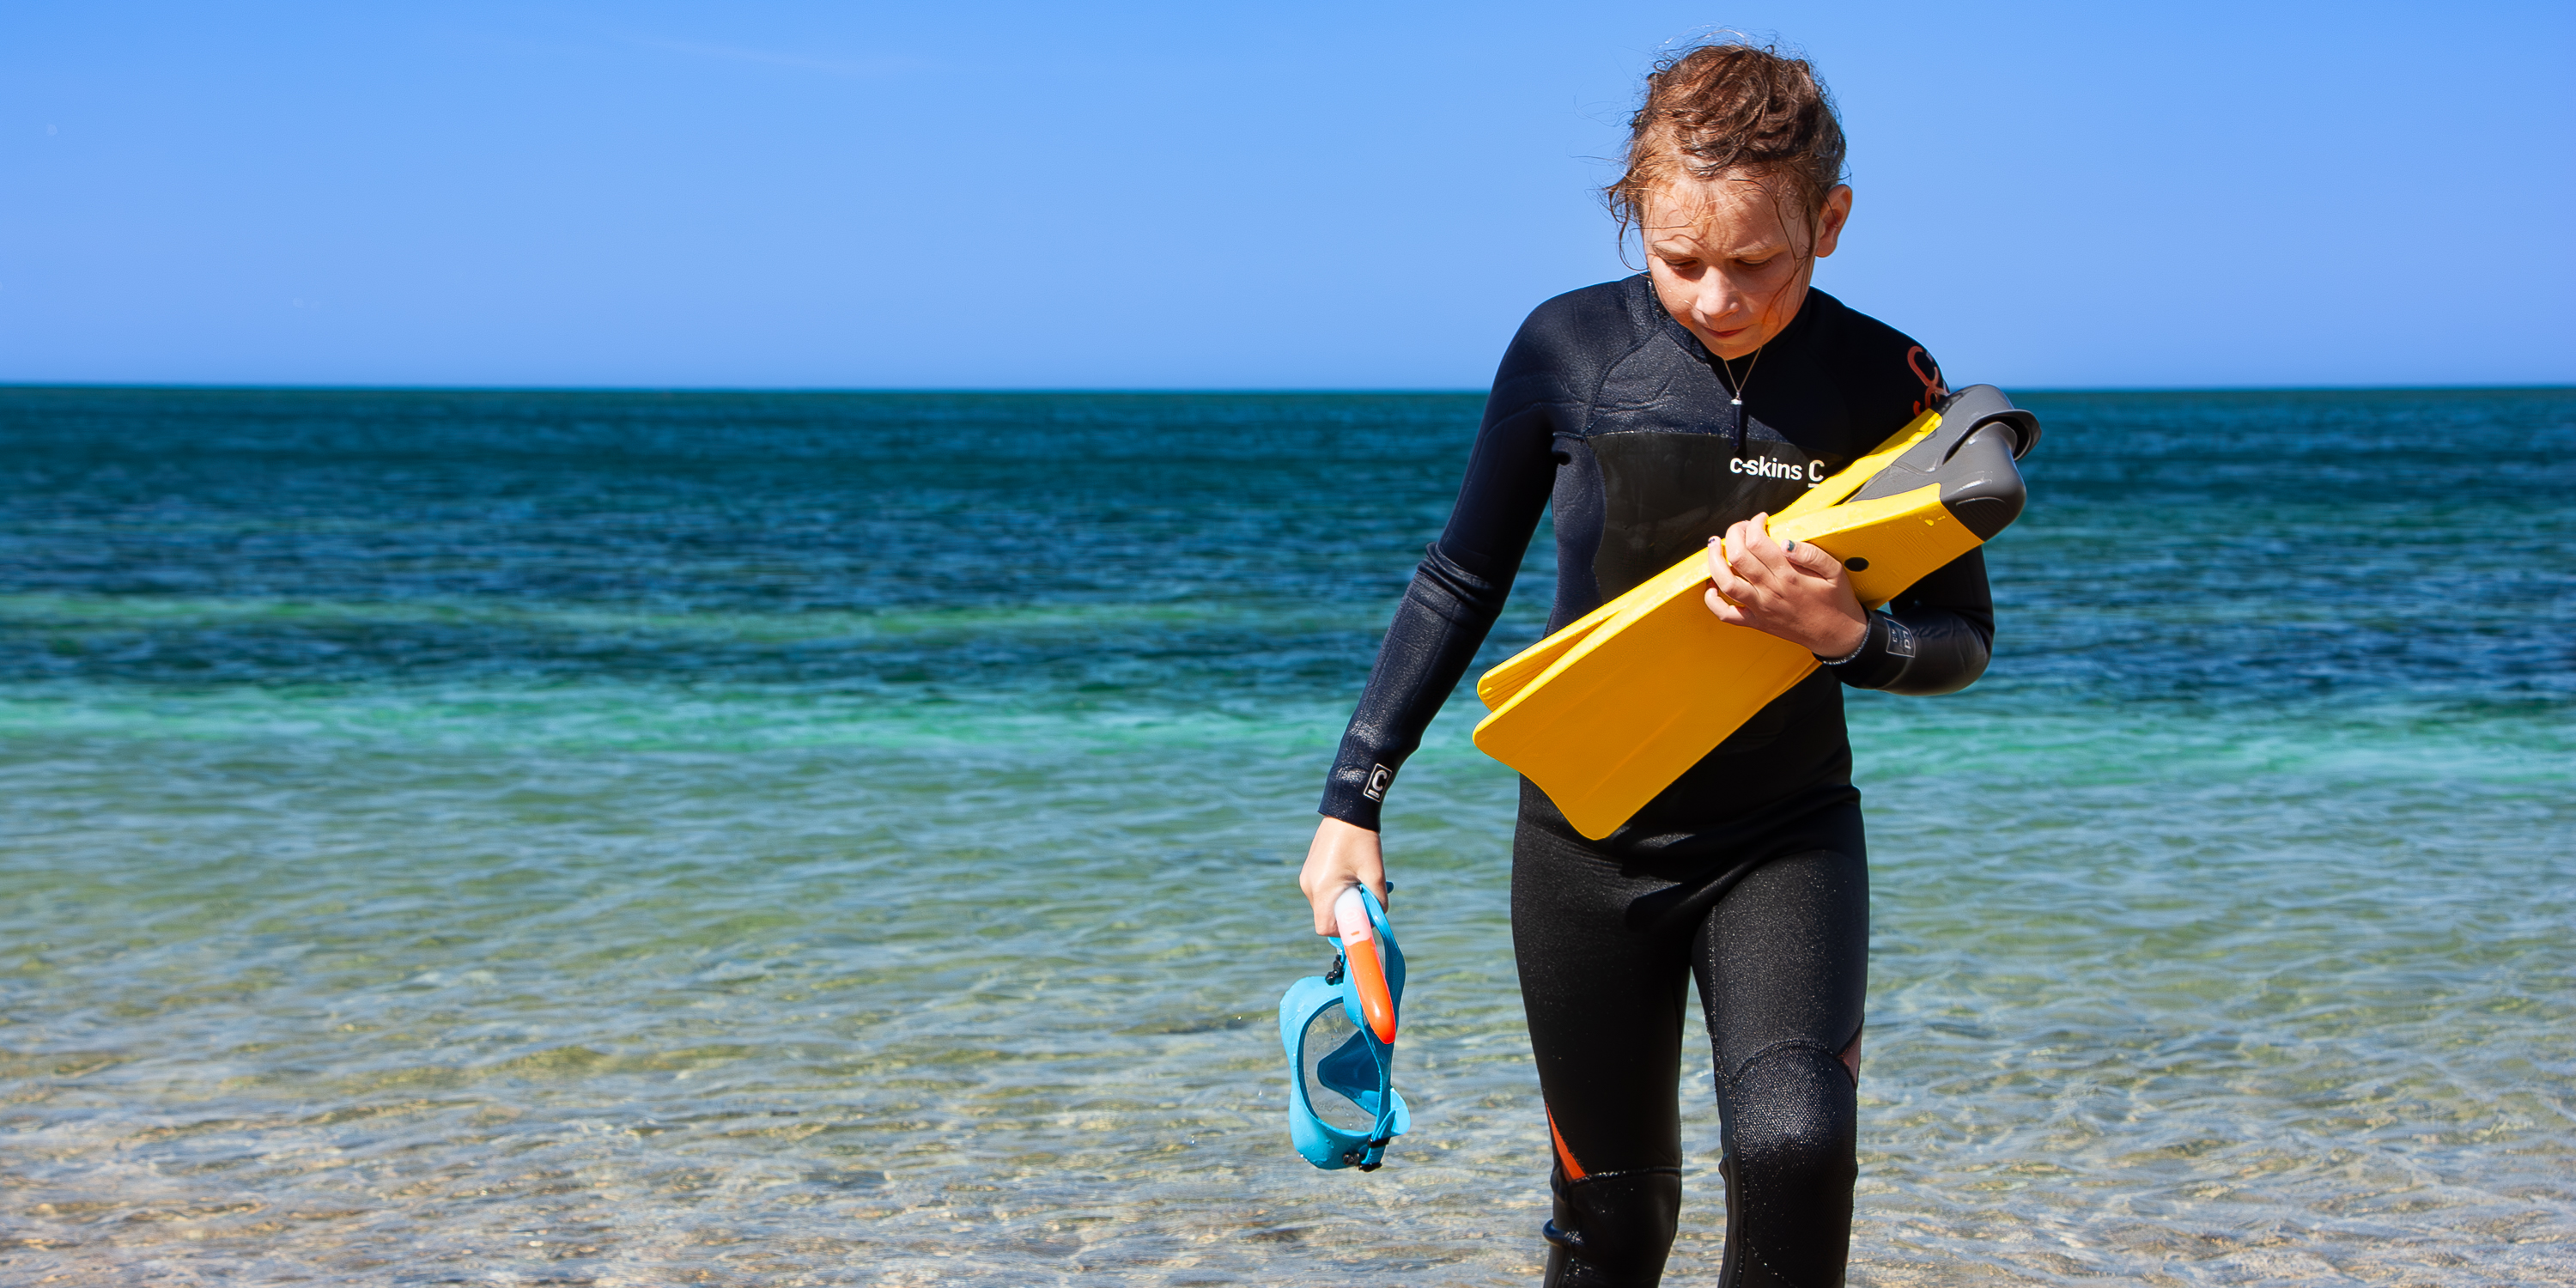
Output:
top-left (1722, 343), bottom-right (1765, 406)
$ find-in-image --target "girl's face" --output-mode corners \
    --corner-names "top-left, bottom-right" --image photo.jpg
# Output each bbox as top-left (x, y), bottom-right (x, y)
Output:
top-left (1643, 172), bottom-right (1853, 361)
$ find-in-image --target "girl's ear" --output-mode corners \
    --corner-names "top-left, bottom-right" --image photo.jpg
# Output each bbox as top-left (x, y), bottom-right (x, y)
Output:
top-left (1812, 185), bottom-right (1855, 259)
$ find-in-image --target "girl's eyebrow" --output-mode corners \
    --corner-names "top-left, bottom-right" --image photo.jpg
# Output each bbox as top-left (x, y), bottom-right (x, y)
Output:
top-left (1656, 235), bottom-right (1787, 261)
top-left (1710, 230), bottom-right (1793, 252)
top-left (1712, 234), bottom-right (1789, 259)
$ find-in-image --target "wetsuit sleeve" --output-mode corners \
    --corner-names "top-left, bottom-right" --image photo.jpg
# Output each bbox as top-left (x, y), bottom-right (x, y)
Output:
top-left (1318, 327), bottom-right (1571, 830)
top-left (1825, 545), bottom-right (1994, 694)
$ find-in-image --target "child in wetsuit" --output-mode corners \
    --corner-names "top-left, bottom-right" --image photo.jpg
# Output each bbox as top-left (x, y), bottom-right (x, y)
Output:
top-left (1297, 39), bottom-right (1998, 1287)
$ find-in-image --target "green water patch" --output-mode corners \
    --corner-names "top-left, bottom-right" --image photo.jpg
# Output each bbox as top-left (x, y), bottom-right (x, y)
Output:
top-left (3, 664), bottom-right (2567, 793)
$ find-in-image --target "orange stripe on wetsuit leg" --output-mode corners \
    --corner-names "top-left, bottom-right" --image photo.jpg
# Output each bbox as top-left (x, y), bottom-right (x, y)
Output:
top-left (1838, 1024), bottom-right (1864, 1084)
top-left (1547, 1107), bottom-right (1587, 1182)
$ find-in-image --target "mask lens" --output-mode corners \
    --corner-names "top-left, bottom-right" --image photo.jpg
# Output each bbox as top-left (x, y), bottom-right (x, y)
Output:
top-left (1297, 1004), bottom-right (1379, 1134)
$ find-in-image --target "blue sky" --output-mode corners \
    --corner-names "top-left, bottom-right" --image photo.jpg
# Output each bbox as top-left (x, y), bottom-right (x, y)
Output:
top-left (3, 2), bottom-right (2569, 389)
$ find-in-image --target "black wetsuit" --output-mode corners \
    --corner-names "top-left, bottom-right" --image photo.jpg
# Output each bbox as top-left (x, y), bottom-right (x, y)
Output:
top-left (1320, 276), bottom-right (1996, 1286)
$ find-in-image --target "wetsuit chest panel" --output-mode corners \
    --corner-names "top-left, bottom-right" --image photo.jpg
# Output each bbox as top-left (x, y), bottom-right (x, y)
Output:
top-left (1589, 430), bottom-right (1815, 601)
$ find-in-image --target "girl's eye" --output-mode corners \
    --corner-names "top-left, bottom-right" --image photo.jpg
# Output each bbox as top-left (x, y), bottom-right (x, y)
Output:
top-left (1739, 256), bottom-right (1775, 269)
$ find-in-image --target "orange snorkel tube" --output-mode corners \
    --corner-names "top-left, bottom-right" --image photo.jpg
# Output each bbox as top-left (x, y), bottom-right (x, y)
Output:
top-left (1333, 886), bottom-right (1398, 1045)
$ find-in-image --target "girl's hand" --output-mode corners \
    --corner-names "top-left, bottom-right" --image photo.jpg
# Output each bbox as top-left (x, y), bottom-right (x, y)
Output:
top-left (1704, 513), bottom-right (1869, 657)
top-left (1299, 816), bottom-right (1388, 936)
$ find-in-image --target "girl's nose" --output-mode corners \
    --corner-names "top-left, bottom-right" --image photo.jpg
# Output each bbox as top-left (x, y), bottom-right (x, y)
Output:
top-left (1694, 276), bottom-right (1738, 325)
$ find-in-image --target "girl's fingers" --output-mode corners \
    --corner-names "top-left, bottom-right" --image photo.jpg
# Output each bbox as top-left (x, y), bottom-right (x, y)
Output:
top-left (1710, 519), bottom-right (1847, 634)
top-left (1781, 539), bottom-right (1844, 580)
top-left (1724, 525), bottom-right (1765, 580)
top-left (1301, 817), bottom-right (1386, 936)
top-left (1710, 536), bottom-right (1762, 602)
top-left (1731, 513), bottom-right (1793, 574)
top-left (1709, 561), bottom-right (1755, 606)
top-left (1730, 515), bottom-right (1792, 582)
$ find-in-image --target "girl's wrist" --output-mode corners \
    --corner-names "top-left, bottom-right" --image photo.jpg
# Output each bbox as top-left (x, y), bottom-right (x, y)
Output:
top-left (1816, 614), bottom-right (1872, 665)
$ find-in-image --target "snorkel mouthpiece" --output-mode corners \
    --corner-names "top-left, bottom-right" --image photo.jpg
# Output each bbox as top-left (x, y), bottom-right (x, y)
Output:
top-left (1334, 887), bottom-right (1399, 1045)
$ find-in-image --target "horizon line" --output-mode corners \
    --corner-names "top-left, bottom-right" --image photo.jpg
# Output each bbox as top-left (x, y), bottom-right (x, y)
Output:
top-left (6, 380), bottom-right (2573, 398)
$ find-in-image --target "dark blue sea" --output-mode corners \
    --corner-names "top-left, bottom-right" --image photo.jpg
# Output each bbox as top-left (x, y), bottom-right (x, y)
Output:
top-left (2, 386), bottom-right (2570, 1285)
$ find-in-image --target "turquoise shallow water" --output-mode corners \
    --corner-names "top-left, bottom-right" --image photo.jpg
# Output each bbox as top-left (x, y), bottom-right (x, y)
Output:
top-left (2, 386), bottom-right (2571, 1285)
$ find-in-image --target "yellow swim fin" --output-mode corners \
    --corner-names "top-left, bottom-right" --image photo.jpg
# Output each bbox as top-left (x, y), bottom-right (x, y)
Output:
top-left (1471, 386), bottom-right (2039, 839)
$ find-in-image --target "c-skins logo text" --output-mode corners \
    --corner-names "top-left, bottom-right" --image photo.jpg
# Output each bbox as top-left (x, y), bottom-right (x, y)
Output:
top-left (1729, 455), bottom-right (1828, 486)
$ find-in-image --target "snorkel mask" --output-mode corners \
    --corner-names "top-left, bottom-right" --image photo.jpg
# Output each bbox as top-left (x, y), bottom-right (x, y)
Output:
top-left (1279, 884), bottom-right (1409, 1171)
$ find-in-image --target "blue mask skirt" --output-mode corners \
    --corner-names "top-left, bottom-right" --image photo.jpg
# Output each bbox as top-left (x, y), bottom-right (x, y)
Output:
top-left (1278, 885), bottom-right (1409, 1170)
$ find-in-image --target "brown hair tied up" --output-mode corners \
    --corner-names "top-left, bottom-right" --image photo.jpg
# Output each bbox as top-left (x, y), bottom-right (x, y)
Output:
top-left (1607, 36), bottom-right (1847, 251)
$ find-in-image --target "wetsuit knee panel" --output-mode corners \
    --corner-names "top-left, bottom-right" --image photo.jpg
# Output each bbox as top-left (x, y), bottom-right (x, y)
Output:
top-left (1708, 1044), bottom-right (1861, 1287)
top-left (1718, 1042), bottom-right (1859, 1212)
